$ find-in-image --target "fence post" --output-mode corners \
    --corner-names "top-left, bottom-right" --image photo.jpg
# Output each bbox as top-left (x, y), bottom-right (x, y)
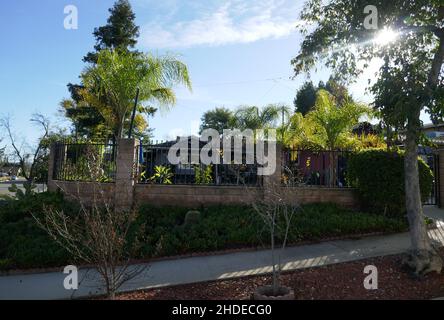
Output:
top-left (115, 138), bottom-right (139, 212)
top-left (438, 148), bottom-right (444, 208)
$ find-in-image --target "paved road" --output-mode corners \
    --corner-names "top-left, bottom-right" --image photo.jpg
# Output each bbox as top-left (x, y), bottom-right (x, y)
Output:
top-left (0, 180), bottom-right (46, 196)
top-left (0, 206), bottom-right (443, 300)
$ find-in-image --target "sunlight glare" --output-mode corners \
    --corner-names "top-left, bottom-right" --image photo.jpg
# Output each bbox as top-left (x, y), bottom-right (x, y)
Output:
top-left (373, 27), bottom-right (398, 46)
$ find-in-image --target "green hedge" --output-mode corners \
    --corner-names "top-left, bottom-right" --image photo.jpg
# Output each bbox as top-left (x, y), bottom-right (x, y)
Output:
top-left (0, 193), bottom-right (408, 270)
top-left (347, 149), bottom-right (434, 216)
top-left (134, 203), bottom-right (407, 258)
top-left (0, 192), bottom-right (76, 270)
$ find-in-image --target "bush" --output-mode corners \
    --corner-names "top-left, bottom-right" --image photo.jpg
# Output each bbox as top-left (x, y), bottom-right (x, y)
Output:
top-left (0, 192), bottom-right (76, 270)
top-left (136, 203), bottom-right (407, 258)
top-left (0, 195), bottom-right (408, 270)
top-left (347, 149), bottom-right (434, 216)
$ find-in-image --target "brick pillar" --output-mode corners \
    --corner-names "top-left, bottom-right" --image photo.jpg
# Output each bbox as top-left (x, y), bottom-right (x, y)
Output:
top-left (47, 143), bottom-right (57, 192)
top-left (438, 148), bottom-right (444, 208)
top-left (115, 138), bottom-right (139, 211)
top-left (262, 143), bottom-right (282, 200)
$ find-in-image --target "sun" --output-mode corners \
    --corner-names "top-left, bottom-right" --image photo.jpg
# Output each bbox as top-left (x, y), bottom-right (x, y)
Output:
top-left (373, 27), bottom-right (398, 46)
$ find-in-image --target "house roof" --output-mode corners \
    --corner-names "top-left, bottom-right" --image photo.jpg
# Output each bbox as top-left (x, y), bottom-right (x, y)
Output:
top-left (422, 123), bottom-right (444, 130)
top-left (417, 123), bottom-right (444, 146)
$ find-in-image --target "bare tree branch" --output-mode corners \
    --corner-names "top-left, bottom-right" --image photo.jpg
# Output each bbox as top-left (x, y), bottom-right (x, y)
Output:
top-left (33, 148), bottom-right (147, 299)
top-left (0, 113), bottom-right (51, 182)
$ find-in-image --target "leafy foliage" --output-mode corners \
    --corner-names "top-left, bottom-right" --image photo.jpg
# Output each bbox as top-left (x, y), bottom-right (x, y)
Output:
top-left (0, 192), bottom-right (74, 270)
top-left (199, 107), bottom-right (234, 134)
top-left (0, 182), bottom-right (37, 201)
top-left (348, 149), bottom-right (434, 216)
top-left (294, 81), bottom-right (317, 115)
top-left (354, 134), bottom-right (387, 150)
top-left (232, 104), bottom-right (283, 131)
top-left (83, 0), bottom-right (140, 64)
top-left (64, 0), bottom-right (142, 139)
top-left (81, 50), bottom-right (192, 138)
top-left (307, 90), bottom-right (371, 150)
top-left (194, 165), bottom-right (213, 184)
top-left (0, 194), bottom-right (408, 270)
top-left (60, 84), bottom-right (110, 139)
top-left (294, 77), bottom-right (353, 115)
top-left (284, 90), bottom-right (371, 150)
top-left (148, 166), bottom-right (173, 184)
top-left (135, 203), bottom-right (407, 258)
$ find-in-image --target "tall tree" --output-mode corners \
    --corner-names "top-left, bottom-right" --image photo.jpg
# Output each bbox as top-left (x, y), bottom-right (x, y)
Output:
top-left (81, 50), bottom-right (192, 139)
top-left (324, 76), bottom-right (352, 106)
top-left (294, 76), bottom-right (352, 115)
top-left (199, 107), bottom-right (234, 134)
top-left (83, 0), bottom-right (139, 64)
top-left (60, 84), bottom-right (109, 139)
top-left (294, 81), bottom-right (317, 115)
top-left (63, 0), bottom-right (141, 139)
top-left (307, 90), bottom-right (370, 185)
top-left (292, 0), bottom-right (444, 275)
top-left (307, 90), bottom-right (370, 151)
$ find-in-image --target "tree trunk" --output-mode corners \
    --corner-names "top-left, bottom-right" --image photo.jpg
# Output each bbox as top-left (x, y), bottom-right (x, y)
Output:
top-left (402, 116), bottom-right (442, 276)
top-left (403, 12), bottom-right (444, 275)
top-left (328, 150), bottom-right (336, 187)
top-left (271, 215), bottom-right (278, 295)
top-left (117, 124), bottom-right (124, 140)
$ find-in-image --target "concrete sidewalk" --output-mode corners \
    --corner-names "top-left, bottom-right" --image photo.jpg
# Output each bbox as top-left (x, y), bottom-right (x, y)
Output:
top-left (1, 206), bottom-right (444, 300)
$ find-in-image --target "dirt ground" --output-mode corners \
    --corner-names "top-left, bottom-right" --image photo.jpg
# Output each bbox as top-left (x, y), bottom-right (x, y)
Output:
top-left (116, 250), bottom-right (444, 300)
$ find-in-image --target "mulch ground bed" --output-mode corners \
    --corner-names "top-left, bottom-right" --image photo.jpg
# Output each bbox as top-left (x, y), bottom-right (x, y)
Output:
top-left (116, 248), bottom-right (444, 300)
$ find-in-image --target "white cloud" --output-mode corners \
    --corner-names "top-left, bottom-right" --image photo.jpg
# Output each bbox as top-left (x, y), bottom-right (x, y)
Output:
top-left (139, 0), bottom-right (301, 49)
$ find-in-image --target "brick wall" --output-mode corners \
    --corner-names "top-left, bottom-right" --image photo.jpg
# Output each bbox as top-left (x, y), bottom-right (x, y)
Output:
top-left (48, 180), bottom-right (115, 205)
top-left (134, 184), bottom-right (261, 208)
top-left (133, 184), bottom-right (358, 208)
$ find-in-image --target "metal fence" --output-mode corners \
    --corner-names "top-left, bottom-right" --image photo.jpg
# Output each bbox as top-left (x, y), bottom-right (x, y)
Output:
top-left (137, 144), bottom-right (262, 186)
top-left (281, 149), bottom-right (352, 188)
top-left (422, 153), bottom-right (440, 206)
top-left (53, 141), bottom-right (117, 182)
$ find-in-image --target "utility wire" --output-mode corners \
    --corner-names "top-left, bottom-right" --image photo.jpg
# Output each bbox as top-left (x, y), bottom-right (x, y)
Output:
top-left (191, 76), bottom-right (293, 88)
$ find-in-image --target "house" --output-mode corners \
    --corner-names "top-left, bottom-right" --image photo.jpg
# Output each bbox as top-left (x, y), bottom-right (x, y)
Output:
top-left (139, 136), bottom-right (260, 185)
top-left (282, 149), bottom-right (348, 187)
top-left (422, 123), bottom-right (444, 146)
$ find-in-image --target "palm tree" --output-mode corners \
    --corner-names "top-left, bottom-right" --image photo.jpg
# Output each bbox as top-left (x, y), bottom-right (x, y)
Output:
top-left (306, 90), bottom-right (370, 186)
top-left (81, 49), bottom-right (192, 139)
top-left (233, 104), bottom-right (282, 131)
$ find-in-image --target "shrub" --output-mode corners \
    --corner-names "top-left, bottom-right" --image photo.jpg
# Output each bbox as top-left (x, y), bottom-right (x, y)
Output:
top-left (347, 149), bottom-right (434, 216)
top-left (0, 192), bottom-right (75, 270)
top-left (136, 203), bottom-right (407, 258)
top-left (1, 196), bottom-right (408, 271)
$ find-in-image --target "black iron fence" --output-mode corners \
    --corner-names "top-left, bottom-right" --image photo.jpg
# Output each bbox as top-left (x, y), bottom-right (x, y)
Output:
top-left (53, 141), bottom-right (117, 182)
top-left (137, 144), bottom-right (262, 186)
top-left (422, 153), bottom-right (440, 206)
top-left (281, 149), bottom-right (352, 188)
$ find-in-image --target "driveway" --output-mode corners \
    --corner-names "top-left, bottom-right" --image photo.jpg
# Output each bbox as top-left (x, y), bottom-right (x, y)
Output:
top-left (424, 205), bottom-right (444, 224)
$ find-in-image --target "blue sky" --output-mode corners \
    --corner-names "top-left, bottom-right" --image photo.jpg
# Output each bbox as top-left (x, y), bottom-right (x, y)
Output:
top-left (0, 0), bottom-right (430, 147)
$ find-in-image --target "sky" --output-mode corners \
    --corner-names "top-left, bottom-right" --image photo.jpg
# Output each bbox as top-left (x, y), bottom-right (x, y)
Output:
top-left (0, 0), bottom-right (431, 149)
